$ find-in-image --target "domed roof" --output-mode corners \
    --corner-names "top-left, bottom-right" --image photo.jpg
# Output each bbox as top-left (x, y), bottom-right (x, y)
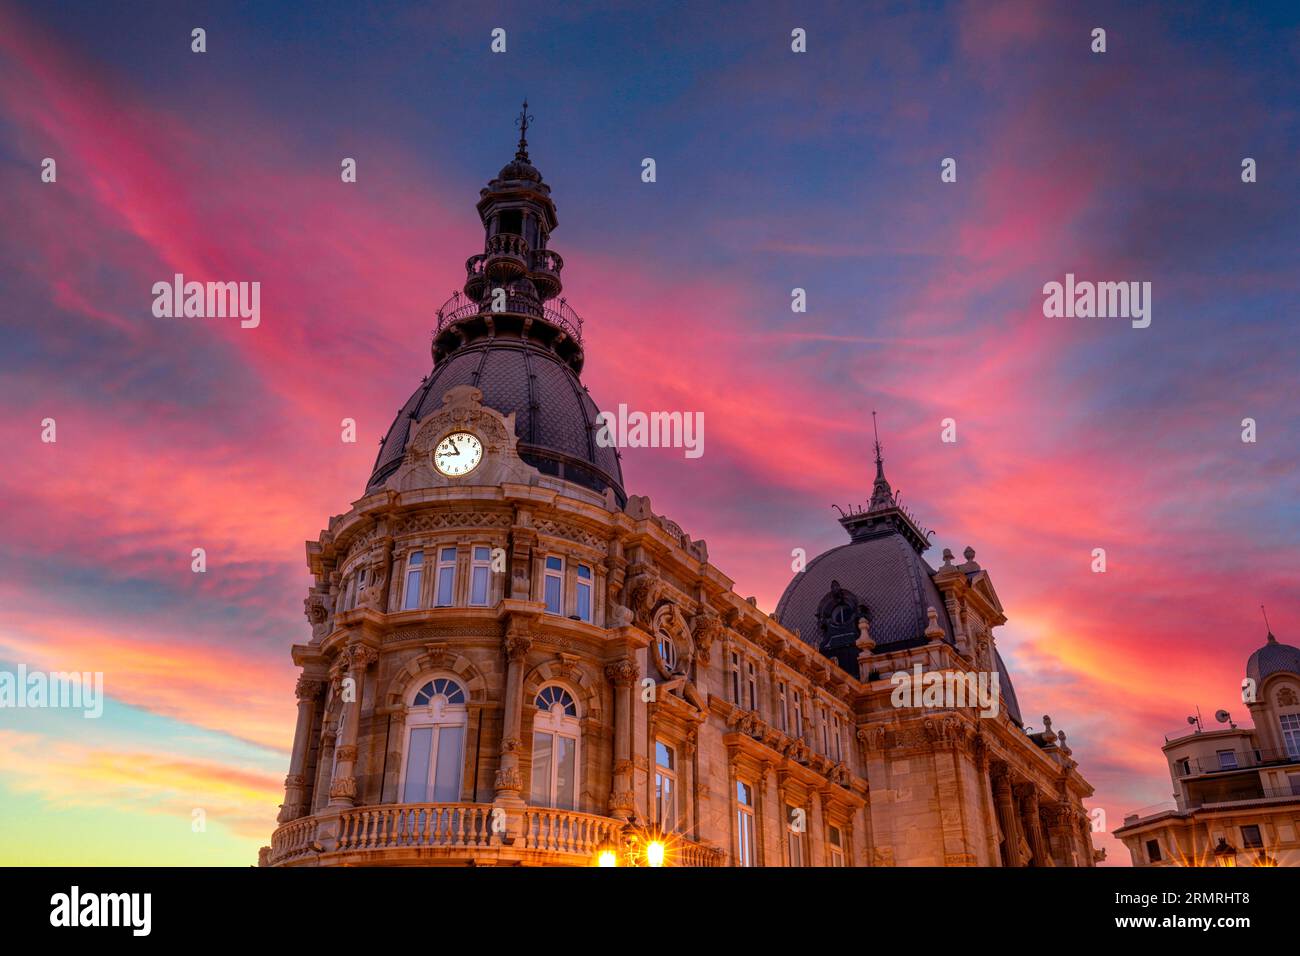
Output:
top-left (366, 339), bottom-right (624, 501)
top-left (1247, 633), bottom-right (1300, 684)
top-left (776, 535), bottom-right (955, 653)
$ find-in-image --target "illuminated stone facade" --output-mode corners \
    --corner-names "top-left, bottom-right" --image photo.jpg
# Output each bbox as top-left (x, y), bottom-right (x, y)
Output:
top-left (1115, 632), bottom-right (1300, 867)
top-left (261, 118), bottom-right (1098, 868)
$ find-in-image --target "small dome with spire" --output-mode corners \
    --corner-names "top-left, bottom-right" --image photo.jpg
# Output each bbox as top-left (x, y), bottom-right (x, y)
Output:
top-left (1246, 629), bottom-right (1300, 684)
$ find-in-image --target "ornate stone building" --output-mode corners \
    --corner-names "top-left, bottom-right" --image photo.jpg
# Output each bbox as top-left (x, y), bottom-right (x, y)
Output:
top-left (1115, 629), bottom-right (1300, 867)
top-left (262, 114), bottom-right (1098, 868)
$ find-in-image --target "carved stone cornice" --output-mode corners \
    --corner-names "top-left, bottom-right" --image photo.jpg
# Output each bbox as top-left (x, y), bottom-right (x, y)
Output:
top-left (295, 678), bottom-right (324, 701)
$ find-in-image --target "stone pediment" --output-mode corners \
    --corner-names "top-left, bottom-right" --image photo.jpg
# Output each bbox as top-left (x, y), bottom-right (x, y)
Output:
top-left (384, 384), bottom-right (538, 491)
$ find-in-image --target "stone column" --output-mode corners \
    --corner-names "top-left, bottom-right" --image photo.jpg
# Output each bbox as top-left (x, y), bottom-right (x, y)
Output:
top-left (493, 623), bottom-right (532, 806)
top-left (1017, 782), bottom-right (1049, 866)
top-left (328, 644), bottom-right (377, 808)
top-left (278, 676), bottom-right (323, 822)
top-left (992, 766), bottom-right (1023, 867)
top-left (809, 788), bottom-right (827, 866)
top-left (604, 656), bottom-right (639, 820)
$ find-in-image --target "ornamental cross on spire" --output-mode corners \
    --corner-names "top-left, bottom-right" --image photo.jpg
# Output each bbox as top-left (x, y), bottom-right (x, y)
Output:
top-left (515, 99), bottom-right (533, 161)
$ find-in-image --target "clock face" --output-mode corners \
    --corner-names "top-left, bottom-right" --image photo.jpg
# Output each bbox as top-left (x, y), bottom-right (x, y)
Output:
top-left (433, 431), bottom-right (483, 477)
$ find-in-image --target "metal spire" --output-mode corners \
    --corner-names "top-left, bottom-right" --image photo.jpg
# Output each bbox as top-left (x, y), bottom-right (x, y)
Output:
top-left (515, 99), bottom-right (533, 161)
top-left (1262, 604), bottom-right (1276, 642)
top-left (871, 409), bottom-right (884, 480)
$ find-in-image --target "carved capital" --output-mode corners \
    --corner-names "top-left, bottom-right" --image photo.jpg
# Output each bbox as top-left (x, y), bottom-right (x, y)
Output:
top-left (295, 678), bottom-right (324, 701)
top-left (328, 776), bottom-right (357, 799)
top-left (604, 658), bottom-right (639, 686)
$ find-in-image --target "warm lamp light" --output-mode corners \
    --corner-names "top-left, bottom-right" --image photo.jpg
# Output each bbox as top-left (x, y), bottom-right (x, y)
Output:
top-left (1213, 838), bottom-right (1237, 867)
top-left (646, 840), bottom-right (666, 868)
top-left (597, 849), bottom-right (618, 868)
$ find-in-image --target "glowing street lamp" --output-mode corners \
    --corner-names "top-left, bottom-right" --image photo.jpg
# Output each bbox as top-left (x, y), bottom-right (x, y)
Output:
top-left (1213, 838), bottom-right (1237, 867)
top-left (597, 849), bottom-right (618, 867)
top-left (645, 840), bottom-right (666, 868)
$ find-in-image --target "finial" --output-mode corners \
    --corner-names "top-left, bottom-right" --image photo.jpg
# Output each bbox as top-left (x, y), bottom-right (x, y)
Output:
top-left (856, 615), bottom-right (875, 653)
top-left (871, 409), bottom-right (884, 476)
top-left (515, 99), bottom-right (534, 161)
top-left (942, 547), bottom-right (955, 567)
top-left (924, 606), bottom-right (944, 640)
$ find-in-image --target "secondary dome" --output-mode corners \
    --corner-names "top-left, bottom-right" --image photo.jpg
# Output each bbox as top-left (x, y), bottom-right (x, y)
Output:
top-left (773, 423), bottom-right (1022, 725)
top-left (1247, 632), bottom-right (1300, 684)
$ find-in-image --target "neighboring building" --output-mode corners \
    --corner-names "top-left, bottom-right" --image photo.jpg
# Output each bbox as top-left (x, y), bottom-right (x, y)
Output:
top-left (1115, 631), bottom-right (1300, 867)
top-left (261, 112), bottom-right (1098, 868)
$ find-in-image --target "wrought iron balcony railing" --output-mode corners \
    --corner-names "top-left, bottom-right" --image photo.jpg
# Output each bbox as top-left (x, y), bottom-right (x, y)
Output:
top-left (435, 291), bottom-right (584, 345)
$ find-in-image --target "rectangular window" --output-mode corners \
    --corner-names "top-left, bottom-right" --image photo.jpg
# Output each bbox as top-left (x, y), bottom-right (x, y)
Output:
top-left (655, 740), bottom-right (677, 832)
top-left (832, 713), bottom-right (842, 762)
top-left (1281, 714), bottom-right (1300, 760)
top-left (820, 705), bottom-right (830, 754)
top-left (1178, 759), bottom-right (1191, 777)
top-left (544, 555), bottom-right (564, 615)
top-left (828, 825), bottom-right (846, 867)
top-left (530, 731), bottom-right (577, 810)
top-left (402, 551), bottom-right (424, 610)
top-left (576, 564), bottom-right (592, 622)
top-left (778, 681), bottom-right (788, 733)
top-left (402, 727), bottom-right (432, 803)
top-left (431, 725), bottom-right (464, 802)
top-left (730, 652), bottom-right (741, 705)
top-left (470, 546), bottom-right (492, 606)
top-left (1240, 825), bottom-right (1263, 849)
top-left (1288, 773), bottom-right (1300, 797)
top-left (746, 660), bottom-right (758, 712)
top-left (1145, 838), bottom-right (1162, 863)
top-left (787, 805), bottom-right (806, 866)
top-left (736, 780), bottom-right (756, 867)
top-left (1217, 750), bottom-right (1239, 770)
top-left (793, 690), bottom-right (803, 739)
top-left (435, 547), bottom-right (457, 606)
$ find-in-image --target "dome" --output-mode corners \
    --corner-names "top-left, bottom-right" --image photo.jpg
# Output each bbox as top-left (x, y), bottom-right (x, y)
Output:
top-left (1246, 633), bottom-right (1300, 684)
top-left (366, 339), bottom-right (625, 502)
top-left (496, 158), bottom-right (542, 183)
top-left (776, 535), bottom-right (956, 656)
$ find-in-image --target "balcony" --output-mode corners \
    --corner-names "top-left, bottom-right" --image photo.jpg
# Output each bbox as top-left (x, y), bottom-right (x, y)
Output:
top-left (528, 248), bottom-right (563, 299)
top-left (1176, 748), bottom-right (1300, 777)
top-left (435, 291), bottom-right (585, 346)
top-left (484, 233), bottom-right (529, 280)
top-left (266, 802), bottom-right (724, 867)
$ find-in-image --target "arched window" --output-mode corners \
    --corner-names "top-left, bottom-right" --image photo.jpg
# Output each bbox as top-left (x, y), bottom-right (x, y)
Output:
top-left (401, 678), bottom-right (468, 804)
top-left (531, 685), bottom-right (580, 809)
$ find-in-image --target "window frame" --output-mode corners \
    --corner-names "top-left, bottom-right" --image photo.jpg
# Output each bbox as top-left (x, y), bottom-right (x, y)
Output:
top-left (543, 555), bottom-right (564, 615)
top-left (735, 779), bottom-right (757, 867)
top-left (399, 677), bottom-right (469, 804)
top-left (469, 545), bottom-right (492, 606)
top-left (402, 550), bottom-right (425, 611)
top-left (434, 546), bottom-right (458, 607)
top-left (654, 739), bottom-right (678, 833)
top-left (575, 563), bottom-right (593, 622)
top-left (530, 684), bottom-right (581, 810)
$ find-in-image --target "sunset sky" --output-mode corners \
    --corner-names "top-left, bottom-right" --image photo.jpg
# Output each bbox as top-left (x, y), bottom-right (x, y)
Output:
top-left (1, 0), bottom-right (1297, 866)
